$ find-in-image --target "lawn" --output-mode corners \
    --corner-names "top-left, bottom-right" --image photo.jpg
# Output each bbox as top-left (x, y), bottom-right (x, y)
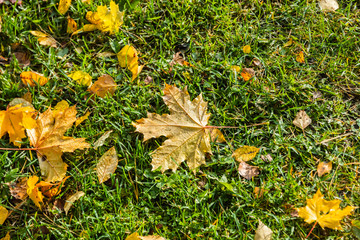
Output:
top-left (0, 0), bottom-right (359, 239)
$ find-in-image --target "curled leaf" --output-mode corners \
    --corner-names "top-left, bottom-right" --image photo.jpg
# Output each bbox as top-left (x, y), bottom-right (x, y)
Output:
top-left (67, 17), bottom-right (77, 33)
top-left (243, 45), bottom-right (251, 54)
top-left (30, 31), bottom-right (57, 48)
top-left (238, 161), bottom-right (260, 180)
top-left (241, 68), bottom-right (255, 81)
top-left (296, 51), bottom-right (305, 63)
top-left (64, 191), bottom-right (85, 215)
top-left (5, 177), bottom-right (28, 200)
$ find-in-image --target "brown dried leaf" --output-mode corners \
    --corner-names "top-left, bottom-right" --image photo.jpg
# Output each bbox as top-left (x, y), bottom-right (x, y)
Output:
top-left (260, 154), bottom-right (273, 162)
top-left (293, 110), bottom-right (311, 130)
top-left (254, 187), bottom-right (265, 199)
top-left (238, 161), bottom-right (259, 180)
top-left (64, 191), bottom-right (85, 215)
top-left (13, 52), bottom-right (30, 67)
top-left (5, 177), bottom-right (28, 200)
top-left (317, 162), bottom-right (332, 177)
top-left (97, 146), bottom-right (118, 184)
top-left (89, 75), bottom-right (117, 98)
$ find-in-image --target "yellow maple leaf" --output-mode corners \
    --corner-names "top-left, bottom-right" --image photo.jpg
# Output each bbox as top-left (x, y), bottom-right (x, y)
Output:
top-left (0, 101), bottom-right (36, 146)
top-left (126, 232), bottom-right (166, 240)
top-left (26, 102), bottom-right (90, 182)
top-left (68, 70), bottom-right (92, 86)
top-left (296, 189), bottom-right (356, 230)
top-left (73, 1), bottom-right (124, 35)
top-left (58, 0), bottom-right (71, 15)
top-left (27, 176), bottom-right (44, 209)
top-left (20, 71), bottom-right (48, 87)
top-left (133, 84), bottom-right (224, 172)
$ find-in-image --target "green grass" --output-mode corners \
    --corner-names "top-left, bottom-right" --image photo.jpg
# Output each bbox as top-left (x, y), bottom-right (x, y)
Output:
top-left (1, 0), bottom-right (360, 239)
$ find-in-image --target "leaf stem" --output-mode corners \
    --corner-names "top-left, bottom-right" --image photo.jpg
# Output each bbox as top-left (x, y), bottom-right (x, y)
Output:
top-left (207, 122), bottom-right (269, 129)
top-left (306, 221), bottom-right (317, 239)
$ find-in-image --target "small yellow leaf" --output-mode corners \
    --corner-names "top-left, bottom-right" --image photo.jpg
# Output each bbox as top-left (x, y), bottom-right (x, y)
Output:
top-left (129, 62), bottom-right (144, 81)
top-left (58, 0), bottom-right (72, 15)
top-left (20, 71), bottom-right (48, 87)
top-left (232, 146), bottom-right (260, 162)
top-left (30, 31), bottom-right (48, 37)
top-left (284, 38), bottom-right (293, 47)
top-left (64, 191), bottom-right (85, 215)
top-left (68, 70), bottom-right (92, 86)
top-left (296, 189), bottom-right (356, 230)
top-left (0, 232), bottom-right (10, 240)
top-left (117, 45), bottom-right (138, 68)
top-left (72, 24), bottom-right (98, 35)
top-left (75, 111), bottom-right (90, 127)
top-left (67, 17), bottom-right (77, 33)
top-left (53, 100), bottom-right (70, 116)
top-left (126, 233), bottom-right (166, 240)
top-left (27, 176), bottom-right (44, 209)
top-left (317, 162), bottom-right (332, 177)
top-left (37, 176), bottom-right (69, 198)
top-left (0, 206), bottom-right (8, 225)
top-left (243, 45), bottom-right (251, 54)
top-left (89, 74), bottom-right (117, 98)
top-left (0, 102), bottom-right (36, 146)
top-left (209, 128), bottom-right (226, 143)
top-left (296, 51), bottom-right (305, 63)
top-left (97, 146), bottom-right (119, 183)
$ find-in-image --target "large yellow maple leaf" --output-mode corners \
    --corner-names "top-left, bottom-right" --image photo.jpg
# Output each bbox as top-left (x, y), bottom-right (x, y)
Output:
top-left (26, 101), bottom-right (90, 182)
top-left (133, 84), bottom-right (224, 172)
top-left (296, 189), bottom-right (356, 230)
top-left (0, 100), bottom-right (36, 146)
top-left (73, 1), bottom-right (123, 35)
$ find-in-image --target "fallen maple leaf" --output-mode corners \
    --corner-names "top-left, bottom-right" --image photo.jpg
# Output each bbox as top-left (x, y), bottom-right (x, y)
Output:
top-left (0, 206), bottom-right (8, 225)
top-left (0, 99), bottom-right (36, 146)
top-left (293, 110), bottom-right (311, 130)
top-left (133, 84), bottom-right (224, 172)
top-left (97, 146), bottom-right (118, 183)
top-left (20, 71), bottom-right (48, 87)
top-left (296, 189), bottom-right (356, 230)
top-left (232, 146), bottom-right (259, 162)
top-left (26, 101), bottom-right (90, 182)
top-left (319, 0), bottom-right (339, 12)
top-left (317, 161), bottom-right (332, 177)
top-left (254, 220), bottom-right (273, 240)
top-left (73, 1), bottom-right (123, 34)
top-left (67, 17), bottom-right (77, 33)
top-left (27, 176), bottom-right (44, 209)
top-left (64, 191), bottom-right (85, 214)
top-left (89, 74), bottom-right (117, 97)
top-left (58, 0), bottom-right (71, 15)
top-left (30, 31), bottom-right (57, 48)
top-left (68, 70), bottom-right (92, 86)
top-left (37, 176), bottom-right (69, 198)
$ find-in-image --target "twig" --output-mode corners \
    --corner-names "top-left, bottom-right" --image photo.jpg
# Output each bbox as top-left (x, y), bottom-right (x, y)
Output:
top-left (317, 132), bottom-right (353, 145)
top-left (306, 221), bottom-right (317, 239)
